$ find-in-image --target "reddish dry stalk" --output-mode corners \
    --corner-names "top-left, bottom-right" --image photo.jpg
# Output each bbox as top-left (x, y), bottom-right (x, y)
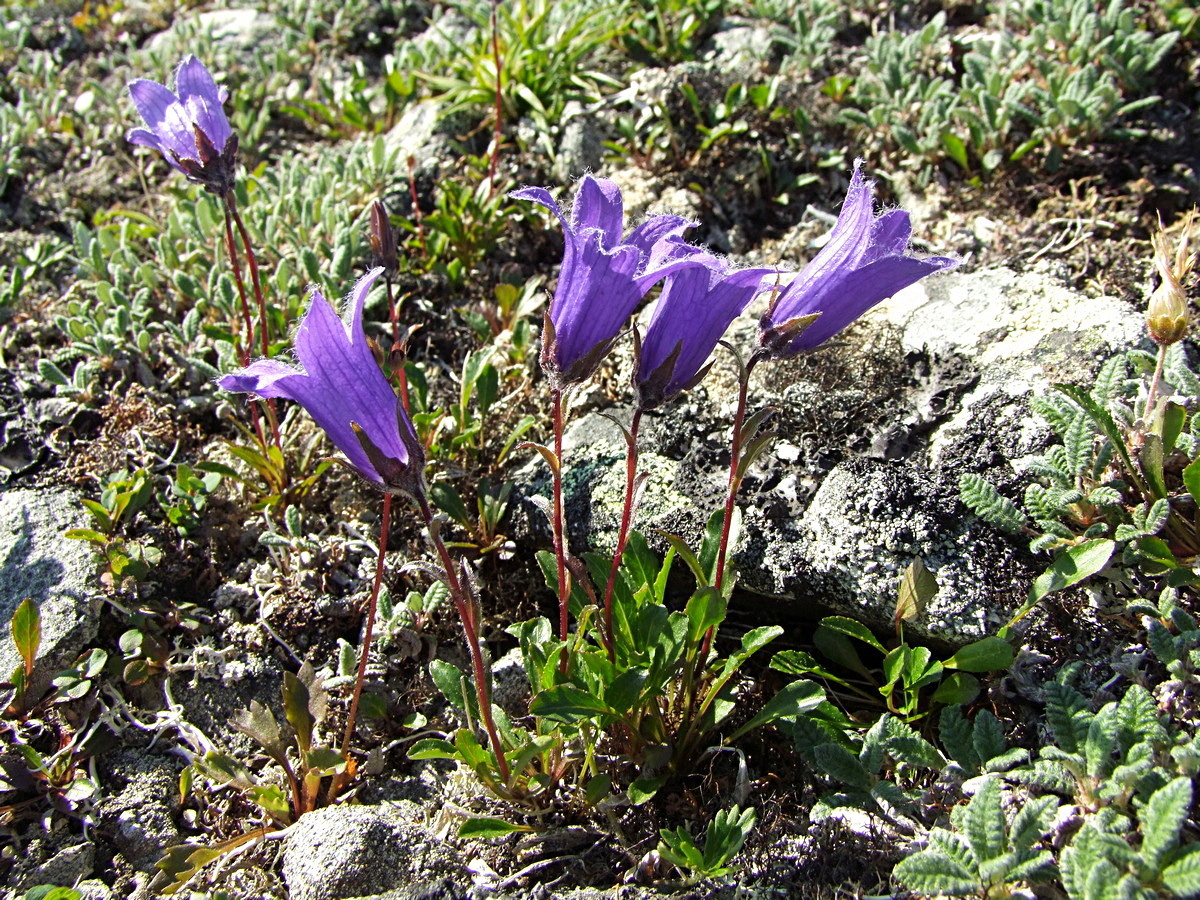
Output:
top-left (601, 407), bottom-right (643, 658)
top-left (420, 499), bottom-right (511, 783)
top-left (487, 0), bottom-right (503, 190)
top-left (407, 156), bottom-right (427, 258)
top-left (384, 276), bottom-right (410, 414)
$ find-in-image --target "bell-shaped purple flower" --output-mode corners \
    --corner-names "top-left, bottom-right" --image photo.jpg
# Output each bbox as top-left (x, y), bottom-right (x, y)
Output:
top-left (218, 267), bottom-right (426, 500)
top-left (635, 240), bottom-right (773, 410)
top-left (511, 175), bottom-right (696, 387)
top-left (127, 55), bottom-right (238, 195)
top-left (760, 160), bottom-right (958, 356)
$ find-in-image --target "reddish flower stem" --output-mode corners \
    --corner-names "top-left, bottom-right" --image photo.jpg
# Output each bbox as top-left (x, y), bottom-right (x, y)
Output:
top-left (221, 201), bottom-right (267, 447)
top-left (551, 388), bottom-right (571, 660)
top-left (226, 193), bottom-right (270, 360)
top-left (339, 492), bottom-right (391, 761)
top-left (420, 498), bottom-right (511, 783)
top-left (698, 352), bottom-right (761, 664)
top-left (222, 193), bottom-right (281, 450)
top-left (601, 407), bottom-right (643, 659)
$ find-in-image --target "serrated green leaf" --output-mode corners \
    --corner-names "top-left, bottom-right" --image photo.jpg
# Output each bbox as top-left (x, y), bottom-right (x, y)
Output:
top-left (1162, 845), bottom-right (1200, 897)
top-left (893, 849), bottom-right (978, 894)
top-left (964, 777), bottom-right (1005, 864)
top-left (1141, 777), bottom-right (1192, 869)
top-left (960, 473), bottom-right (1026, 534)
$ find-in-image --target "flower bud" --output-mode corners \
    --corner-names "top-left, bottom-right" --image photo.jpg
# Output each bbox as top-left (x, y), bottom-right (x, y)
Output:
top-left (1147, 216), bottom-right (1194, 346)
top-left (369, 199), bottom-right (398, 274)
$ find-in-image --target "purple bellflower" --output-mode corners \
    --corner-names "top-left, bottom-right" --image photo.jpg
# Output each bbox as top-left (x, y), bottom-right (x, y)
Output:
top-left (218, 267), bottom-right (426, 500)
top-left (511, 175), bottom-right (696, 387)
top-left (127, 55), bottom-right (238, 195)
top-left (635, 240), bottom-right (773, 410)
top-left (760, 160), bottom-right (957, 356)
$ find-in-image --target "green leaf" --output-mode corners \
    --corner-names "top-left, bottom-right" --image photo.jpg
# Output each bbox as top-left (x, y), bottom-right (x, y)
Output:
top-left (1140, 433), bottom-right (1168, 500)
top-left (1184, 457), bottom-right (1200, 506)
top-left (1162, 845), bottom-right (1200, 897)
top-left (813, 743), bottom-right (871, 790)
top-left (282, 666), bottom-right (314, 754)
top-left (429, 659), bottom-right (470, 715)
top-left (769, 649), bottom-right (845, 682)
top-left (458, 816), bottom-right (523, 839)
top-left (1161, 401), bottom-right (1186, 455)
top-left (230, 701), bottom-right (286, 764)
top-left (1054, 384), bottom-right (1143, 495)
top-left (944, 636), bottom-right (1014, 673)
top-left (529, 685), bottom-right (612, 723)
top-left (726, 679), bottom-right (825, 743)
top-left (1142, 777), bottom-right (1192, 869)
top-left (893, 847), bottom-right (978, 894)
top-left (24, 888), bottom-right (83, 900)
top-left (930, 671), bottom-right (980, 706)
top-left (1012, 539), bottom-right (1115, 625)
top-left (819, 616), bottom-right (885, 652)
top-left (963, 777), bottom-right (1005, 864)
top-left (11, 598), bottom-right (40, 675)
top-left (960, 473), bottom-right (1026, 534)
top-left (628, 775), bottom-right (666, 805)
top-left (684, 587), bottom-right (726, 644)
top-left (407, 738), bottom-right (458, 760)
top-left (940, 706), bottom-right (979, 771)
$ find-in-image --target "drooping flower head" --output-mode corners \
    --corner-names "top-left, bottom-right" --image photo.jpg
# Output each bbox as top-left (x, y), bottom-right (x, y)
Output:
top-left (635, 239), bottom-right (773, 410)
top-left (511, 175), bottom-right (696, 387)
top-left (760, 160), bottom-right (958, 356)
top-left (127, 55), bottom-right (238, 195)
top-left (218, 267), bottom-right (426, 501)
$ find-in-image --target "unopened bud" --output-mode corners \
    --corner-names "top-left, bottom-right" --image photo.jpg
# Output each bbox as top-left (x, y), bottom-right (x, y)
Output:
top-left (369, 199), bottom-right (398, 274)
top-left (1147, 220), bottom-right (1192, 346)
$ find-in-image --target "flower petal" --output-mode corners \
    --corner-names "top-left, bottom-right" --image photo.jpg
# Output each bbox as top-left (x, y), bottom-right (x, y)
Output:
top-left (509, 186), bottom-right (568, 230)
top-left (866, 210), bottom-right (913, 261)
top-left (641, 257), bottom-right (769, 401)
top-left (551, 229), bottom-right (641, 371)
top-left (126, 79), bottom-right (195, 161)
top-left (174, 55), bottom-right (232, 151)
top-left (571, 175), bottom-right (624, 247)
top-left (785, 255), bottom-right (957, 351)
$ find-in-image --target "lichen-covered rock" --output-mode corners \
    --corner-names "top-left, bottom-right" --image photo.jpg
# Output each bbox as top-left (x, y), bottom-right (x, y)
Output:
top-left (0, 487), bottom-right (100, 697)
top-left (281, 805), bottom-right (463, 900)
top-left (95, 750), bottom-right (183, 872)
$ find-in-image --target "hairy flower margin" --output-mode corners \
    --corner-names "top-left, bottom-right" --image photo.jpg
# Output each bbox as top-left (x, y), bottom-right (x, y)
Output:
top-left (218, 267), bottom-right (426, 501)
top-left (759, 159), bottom-right (959, 356)
top-left (126, 55), bottom-right (238, 195)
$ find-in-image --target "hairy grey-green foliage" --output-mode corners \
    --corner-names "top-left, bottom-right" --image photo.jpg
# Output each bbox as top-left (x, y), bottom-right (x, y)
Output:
top-left (893, 777), bottom-right (1057, 897)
